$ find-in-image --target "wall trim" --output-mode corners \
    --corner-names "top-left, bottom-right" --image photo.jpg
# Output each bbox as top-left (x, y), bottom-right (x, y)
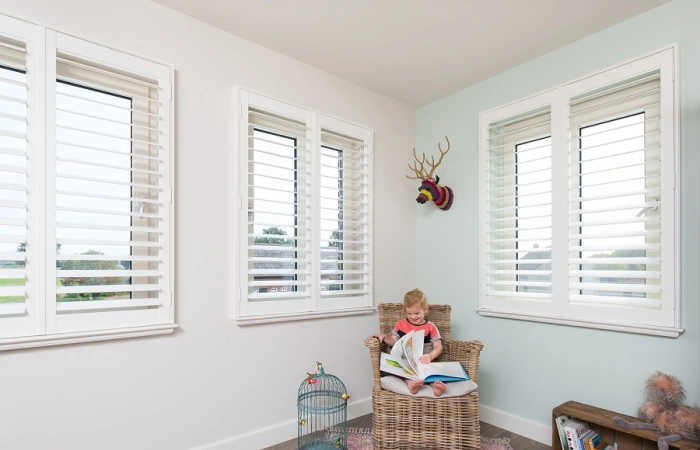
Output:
top-left (480, 404), bottom-right (551, 446)
top-left (190, 396), bottom-right (372, 450)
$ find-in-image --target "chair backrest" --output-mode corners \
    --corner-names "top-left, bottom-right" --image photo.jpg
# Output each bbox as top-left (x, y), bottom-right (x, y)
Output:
top-left (378, 303), bottom-right (451, 341)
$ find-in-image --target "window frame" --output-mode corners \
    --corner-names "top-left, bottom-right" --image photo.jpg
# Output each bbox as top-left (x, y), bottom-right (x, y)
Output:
top-left (234, 87), bottom-right (374, 325)
top-left (478, 45), bottom-right (681, 337)
top-left (0, 15), bottom-right (176, 351)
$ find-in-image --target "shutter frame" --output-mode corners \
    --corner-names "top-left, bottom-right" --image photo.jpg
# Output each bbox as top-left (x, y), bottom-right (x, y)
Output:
top-left (0, 15), bottom-right (176, 350)
top-left (479, 89), bottom-right (556, 316)
top-left (479, 45), bottom-right (679, 335)
top-left (0, 20), bottom-right (32, 337)
top-left (47, 31), bottom-right (174, 333)
top-left (318, 113), bottom-right (373, 310)
top-left (562, 47), bottom-right (677, 328)
top-left (235, 87), bottom-right (373, 320)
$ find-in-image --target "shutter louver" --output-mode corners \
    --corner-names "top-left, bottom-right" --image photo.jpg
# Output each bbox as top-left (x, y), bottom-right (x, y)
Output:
top-left (50, 35), bottom-right (172, 330)
top-left (485, 107), bottom-right (553, 302)
top-left (244, 95), bottom-right (312, 314)
top-left (568, 70), bottom-right (663, 308)
top-left (0, 34), bottom-right (27, 319)
top-left (318, 120), bottom-right (372, 306)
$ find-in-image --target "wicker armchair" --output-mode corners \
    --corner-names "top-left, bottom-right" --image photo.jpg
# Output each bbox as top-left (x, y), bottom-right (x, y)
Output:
top-left (364, 303), bottom-right (484, 450)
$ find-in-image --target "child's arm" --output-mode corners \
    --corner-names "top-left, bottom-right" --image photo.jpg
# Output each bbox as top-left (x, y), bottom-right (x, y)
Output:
top-left (370, 320), bottom-right (401, 347)
top-left (370, 333), bottom-right (397, 346)
top-left (427, 338), bottom-right (443, 361)
top-left (419, 339), bottom-right (443, 363)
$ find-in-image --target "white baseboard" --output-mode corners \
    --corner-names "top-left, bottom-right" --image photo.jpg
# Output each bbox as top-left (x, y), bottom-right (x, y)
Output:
top-left (191, 396), bottom-right (373, 450)
top-left (480, 404), bottom-right (551, 446)
top-left (190, 398), bottom-right (550, 449)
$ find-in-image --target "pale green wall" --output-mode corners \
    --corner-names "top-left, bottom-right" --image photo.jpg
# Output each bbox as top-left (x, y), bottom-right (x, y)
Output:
top-left (416, 0), bottom-right (700, 426)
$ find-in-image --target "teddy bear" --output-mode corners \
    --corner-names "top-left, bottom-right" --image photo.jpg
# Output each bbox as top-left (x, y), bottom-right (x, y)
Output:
top-left (612, 372), bottom-right (700, 450)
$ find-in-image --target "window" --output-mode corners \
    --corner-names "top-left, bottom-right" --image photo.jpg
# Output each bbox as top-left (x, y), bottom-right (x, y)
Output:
top-left (0, 15), bottom-right (175, 350)
top-left (479, 47), bottom-right (680, 337)
top-left (235, 88), bottom-right (373, 323)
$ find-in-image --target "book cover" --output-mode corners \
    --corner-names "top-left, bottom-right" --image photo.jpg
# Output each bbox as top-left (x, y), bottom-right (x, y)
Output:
top-left (564, 419), bottom-right (591, 450)
top-left (584, 432), bottom-right (602, 450)
top-left (555, 415), bottom-right (571, 450)
top-left (578, 429), bottom-right (595, 450)
top-left (592, 439), bottom-right (607, 450)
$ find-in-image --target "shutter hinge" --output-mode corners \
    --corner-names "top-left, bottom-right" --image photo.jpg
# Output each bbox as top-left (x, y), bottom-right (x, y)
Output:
top-left (238, 195), bottom-right (243, 210)
top-left (169, 188), bottom-right (174, 204)
top-left (239, 104), bottom-right (243, 119)
top-left (168, 292), bottom-right (174, 307)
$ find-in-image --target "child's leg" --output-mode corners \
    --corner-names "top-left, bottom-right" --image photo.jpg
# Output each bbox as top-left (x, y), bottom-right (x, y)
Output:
top-left (432, 381), bottom-right (447, 397)
top-left (404, 379), bottom-right (424, 395)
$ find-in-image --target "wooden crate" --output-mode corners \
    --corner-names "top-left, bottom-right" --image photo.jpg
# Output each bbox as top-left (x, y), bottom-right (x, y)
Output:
top-left (552, 401), bottom-right (700, 450)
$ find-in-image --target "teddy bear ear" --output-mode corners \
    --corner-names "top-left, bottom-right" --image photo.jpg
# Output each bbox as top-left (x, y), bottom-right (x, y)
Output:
top-left (646, 372), bottom-right (686, 405)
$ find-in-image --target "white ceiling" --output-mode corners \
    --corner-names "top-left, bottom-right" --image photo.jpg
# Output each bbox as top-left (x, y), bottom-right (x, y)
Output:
top-left (151, 0), bottom-right (670, 107)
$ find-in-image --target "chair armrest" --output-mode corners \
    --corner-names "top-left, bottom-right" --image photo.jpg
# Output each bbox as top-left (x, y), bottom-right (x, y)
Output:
top-left (364, 337), bottom-right (383, 388)
top-left (441, 339), bottom-right (484, 382)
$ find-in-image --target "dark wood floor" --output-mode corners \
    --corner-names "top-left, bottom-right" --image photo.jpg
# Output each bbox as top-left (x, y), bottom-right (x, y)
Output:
top-left (262, 413), bottom-right (551, 450)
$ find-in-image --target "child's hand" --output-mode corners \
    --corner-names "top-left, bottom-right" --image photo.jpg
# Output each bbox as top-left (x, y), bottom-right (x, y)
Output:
top-left (370, 334), bottom-right (386, 344)
top-left (418, 354), bottom-right (431, 364)
top-left (370, 333), bottom-right (396, 346)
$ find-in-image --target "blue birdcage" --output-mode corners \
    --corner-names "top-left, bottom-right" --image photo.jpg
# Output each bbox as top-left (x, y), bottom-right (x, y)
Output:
top-left (297, 362), bottom-right (349, 450)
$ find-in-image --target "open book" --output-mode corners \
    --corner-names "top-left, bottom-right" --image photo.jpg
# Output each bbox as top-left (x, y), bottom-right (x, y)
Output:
top-left (379, 329), bottom-right (469, 382)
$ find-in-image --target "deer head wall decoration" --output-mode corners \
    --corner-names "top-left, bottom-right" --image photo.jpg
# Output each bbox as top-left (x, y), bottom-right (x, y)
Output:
top-left (406, 136), bottom-right (454, 211)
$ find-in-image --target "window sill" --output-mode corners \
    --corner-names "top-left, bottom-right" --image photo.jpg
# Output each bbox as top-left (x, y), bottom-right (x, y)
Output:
top-left (477, 309), bottom-right (683, 338)
top-left (234, 306), bottom-right (376, 326)
top-left (0, 324), bottom-right (178, 352)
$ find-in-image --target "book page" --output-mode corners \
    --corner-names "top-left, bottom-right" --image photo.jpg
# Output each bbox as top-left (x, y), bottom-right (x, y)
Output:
top-left (387, 329), bottom-right (423, 378)
top-left (400, 331), bottom-right (422, 376)
top-left (417, 361), bottom-right (468, 382)
top-left (380, 352), bottom-right (419, 380)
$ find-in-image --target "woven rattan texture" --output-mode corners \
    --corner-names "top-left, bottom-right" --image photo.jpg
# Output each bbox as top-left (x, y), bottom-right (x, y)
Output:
top-left (365, 303), bottom-right (484, 450)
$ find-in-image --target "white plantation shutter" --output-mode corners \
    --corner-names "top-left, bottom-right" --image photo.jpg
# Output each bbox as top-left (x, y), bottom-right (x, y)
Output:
top-left (236, 88), bottom-right (373, 321)
top-left (46, 33), bottom-right (173, 333)
top-left (239, 90), bottom-right (313, 316)
top-left (481, 92), bottom-right (554, 315)
top-left (0, 18), bottom-right (175, 349)
top-left (318, 115), bottom-right (372, 309)
top-left (0, 18), bottom-right (30, 334)
top-left (480, 47), bottom-right (679, 335)
top-left (563, 48), bottom-right (676, 327)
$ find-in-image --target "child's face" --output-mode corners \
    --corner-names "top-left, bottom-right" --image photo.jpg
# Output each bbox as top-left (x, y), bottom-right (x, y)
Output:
top-left (405, 305), bottom-right (427, 325)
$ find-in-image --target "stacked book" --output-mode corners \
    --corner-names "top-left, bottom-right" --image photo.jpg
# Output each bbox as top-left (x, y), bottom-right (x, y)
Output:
top-left (555, 415), bottom-right (615, 450)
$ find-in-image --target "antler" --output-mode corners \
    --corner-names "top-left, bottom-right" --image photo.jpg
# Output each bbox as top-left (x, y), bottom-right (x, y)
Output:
top-left (405, 136), bottom-right (451, 180)
top-left (427, 136), bottom-right (450, 179)
top-left (405, 147), bottom-right (429, 180)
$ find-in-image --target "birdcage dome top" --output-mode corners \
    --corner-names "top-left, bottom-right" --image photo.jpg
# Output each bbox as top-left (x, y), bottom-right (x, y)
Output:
top-left (297, 362), bottom-right (349, 415)
top-left (298, 363), bottom-right (346, 395)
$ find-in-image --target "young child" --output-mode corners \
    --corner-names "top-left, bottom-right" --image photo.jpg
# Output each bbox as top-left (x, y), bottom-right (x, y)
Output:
top-left (371, 288), bottom-right (446, 397)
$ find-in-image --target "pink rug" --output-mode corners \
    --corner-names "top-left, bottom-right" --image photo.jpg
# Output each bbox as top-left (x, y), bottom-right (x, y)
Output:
top-left (344, 427), bottom-right (515, 450)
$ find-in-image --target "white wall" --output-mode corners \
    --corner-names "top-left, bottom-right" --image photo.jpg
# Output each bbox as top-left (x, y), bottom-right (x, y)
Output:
top-left (0, 1), bottom-right (417, 449)
top-left (416, 0), bottom-right (700, 444)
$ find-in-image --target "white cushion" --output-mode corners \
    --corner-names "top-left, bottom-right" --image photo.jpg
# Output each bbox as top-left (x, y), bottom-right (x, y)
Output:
top-left (380, 375), bottom-right (478, 398)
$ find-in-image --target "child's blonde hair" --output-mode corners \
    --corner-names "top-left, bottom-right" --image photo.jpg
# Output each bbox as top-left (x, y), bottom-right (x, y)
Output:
top-left (403, 288), bottom-right (428, 311)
